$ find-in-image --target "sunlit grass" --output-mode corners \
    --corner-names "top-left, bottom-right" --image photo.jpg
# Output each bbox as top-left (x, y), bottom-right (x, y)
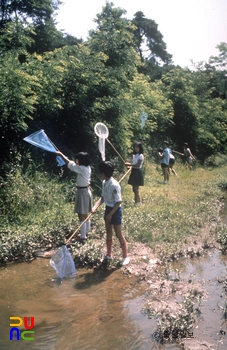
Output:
top-left (1, 160), bottom-right (227, 264)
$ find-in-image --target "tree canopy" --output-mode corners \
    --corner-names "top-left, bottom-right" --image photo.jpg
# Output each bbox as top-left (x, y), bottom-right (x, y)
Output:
top-left (0, 1), bottom-right (227, 175)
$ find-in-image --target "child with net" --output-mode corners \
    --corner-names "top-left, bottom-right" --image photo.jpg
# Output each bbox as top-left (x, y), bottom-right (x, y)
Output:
top-left (93, 161), bottom-right (130, 266)
top-left (56, 151), bottom-right (92, 243)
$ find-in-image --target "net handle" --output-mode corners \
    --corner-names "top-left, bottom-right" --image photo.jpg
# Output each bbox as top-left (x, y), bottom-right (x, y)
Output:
top-left (43, 131), bottom-right (60, 151)
top-left (64, 167), bottom-right (131, 245)
top-left (65, 211), bottom-right (94, 245)
top-left (172, 150), bottom-right (184, 156)
top-left (106, 138), bottom-right (126, 163)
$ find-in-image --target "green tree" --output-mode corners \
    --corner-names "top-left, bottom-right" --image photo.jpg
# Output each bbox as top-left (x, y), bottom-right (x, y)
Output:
top-left (0, 21), bottom-right (41, 167)
top-left (209, 42), bottom-right (227, 69)
top-left (0, 0), bottom-right (64, 53)
top-left (0, 0), bottom-right (61, 27)
top-left (87, 2), bottom-right (142, 158)
top-left (132, 11), bottom-right (172, 65)
top-left (88, 2), bottom-right (140, 72)
top-left (161, 68), bottom-right (199, 150)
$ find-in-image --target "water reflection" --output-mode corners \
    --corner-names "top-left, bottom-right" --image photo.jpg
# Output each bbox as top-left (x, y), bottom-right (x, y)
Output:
top-left (1, 249), bottom-right (227, 349)
top-left (0, 259), bottom-right (155, 350)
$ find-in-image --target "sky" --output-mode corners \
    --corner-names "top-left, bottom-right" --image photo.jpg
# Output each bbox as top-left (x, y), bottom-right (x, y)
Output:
top-left (56, 0), bottom-right (227, 68)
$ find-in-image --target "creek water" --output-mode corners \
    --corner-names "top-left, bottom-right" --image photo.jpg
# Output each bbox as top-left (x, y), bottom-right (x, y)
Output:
top-left (1, 250), bottom-right (227, 349)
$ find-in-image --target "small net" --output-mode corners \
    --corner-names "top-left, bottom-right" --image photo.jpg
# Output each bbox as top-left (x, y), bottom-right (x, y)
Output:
top-left (50, 245), bottom-right (76, 279)
top-left (23, 129), bottom-right (65, 166)
top-left (94, 123), bottom-right (109, 161)
top-left (139, 112), bottom-right (148, 129)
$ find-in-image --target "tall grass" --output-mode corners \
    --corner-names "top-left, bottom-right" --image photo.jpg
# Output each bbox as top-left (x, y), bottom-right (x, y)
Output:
top-left (119, 162), bottom-right (226, 259)
top-left (1, 158), bottom-right (227, 264)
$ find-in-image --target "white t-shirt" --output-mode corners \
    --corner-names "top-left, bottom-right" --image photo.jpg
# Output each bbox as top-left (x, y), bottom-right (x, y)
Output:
top-left (132, 153), bottom-right (144, 169)
top-left (102, 177), bottom-right (122, 208)
top-left (67, 161), bottom-right (91, 187)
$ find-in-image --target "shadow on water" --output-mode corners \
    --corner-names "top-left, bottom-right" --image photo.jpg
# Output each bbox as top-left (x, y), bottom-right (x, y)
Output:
top-left (1, 245), bottom-right (227, 348)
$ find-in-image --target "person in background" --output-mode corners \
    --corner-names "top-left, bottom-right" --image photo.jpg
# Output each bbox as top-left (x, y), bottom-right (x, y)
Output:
top-left (183, 143), bottom-right (196, 169)
top-left (93, 161), bottom-right (130, 266)
top-left (159, 147), bottom-right (177, 176)
top-left (158, 141), bottom-right (170, 184)
top-left (125, 142), bottom-right (144, 205)
top-left (169, 151), bottom-right (177, 176)
top-left (56, 151), bottom-right (92, 243)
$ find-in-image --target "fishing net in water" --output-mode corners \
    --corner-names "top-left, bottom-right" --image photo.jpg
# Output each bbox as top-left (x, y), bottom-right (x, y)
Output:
top-left (23, 129), bottom-right (65, 166)
top-left (94, 122), bottom-right (109, 161)
top-left (50, 245), bottom-right (76, 278)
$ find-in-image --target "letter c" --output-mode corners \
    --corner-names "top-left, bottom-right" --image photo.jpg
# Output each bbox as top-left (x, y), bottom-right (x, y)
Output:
top-left (21, 330), bottom-right (34, 341)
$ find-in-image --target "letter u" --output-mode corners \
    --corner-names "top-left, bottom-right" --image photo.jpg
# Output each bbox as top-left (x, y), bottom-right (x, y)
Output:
top-left (9, 327), bottom-right (20, 340)
top-left (24, 316), bottom-right (35, 330)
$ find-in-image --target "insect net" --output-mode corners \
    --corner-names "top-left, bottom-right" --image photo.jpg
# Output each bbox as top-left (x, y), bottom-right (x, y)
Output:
top-left (23, 129), bottom-right (65, 166)
top-left (94, 123), bottom-right (109, 161)
top-left (139, 112), bottom-right (148, 129)
top-left (50, 245), bottom-right (76, 279)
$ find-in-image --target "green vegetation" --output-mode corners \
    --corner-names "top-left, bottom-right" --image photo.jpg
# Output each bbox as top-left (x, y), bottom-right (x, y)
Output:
top-left (1, 2), bottom-right (227, 175)
top-left (1, 157), bottom-right (227, 266)
top-left (1, 1), bottom-right (227, 265)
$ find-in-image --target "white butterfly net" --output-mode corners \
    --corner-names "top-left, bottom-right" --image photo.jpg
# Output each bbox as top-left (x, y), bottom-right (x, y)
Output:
top-left (50, 245), bottom-right (76, 279)
top-left (94, 123), bottom-right (109, 161)
top-left (23, 130), bottom-right (65, 166)
top-left (140, 112), bottom-right (148, 129)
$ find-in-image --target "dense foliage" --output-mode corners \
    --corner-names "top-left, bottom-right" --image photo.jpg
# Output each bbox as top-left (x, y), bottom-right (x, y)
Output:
top-left (0, 0), bottom-right (227, 179)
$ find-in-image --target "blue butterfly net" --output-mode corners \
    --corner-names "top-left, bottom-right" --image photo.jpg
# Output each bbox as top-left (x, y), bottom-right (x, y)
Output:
top-left (23, 130), bottom-right (65, 166)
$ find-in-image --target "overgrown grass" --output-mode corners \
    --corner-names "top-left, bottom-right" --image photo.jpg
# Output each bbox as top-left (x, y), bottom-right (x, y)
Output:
top-left (1, 159), bottom-right (227, 265)
top-left (120, 162), bottom-right (227, 260)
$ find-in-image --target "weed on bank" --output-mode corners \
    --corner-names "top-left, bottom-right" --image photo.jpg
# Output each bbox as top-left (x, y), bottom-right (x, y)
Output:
top-left (1, 160), bottom-right (227, 265)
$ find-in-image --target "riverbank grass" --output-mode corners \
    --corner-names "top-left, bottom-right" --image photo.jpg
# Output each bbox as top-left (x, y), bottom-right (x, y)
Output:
top-left (1, 161), bottom-right (227, 265)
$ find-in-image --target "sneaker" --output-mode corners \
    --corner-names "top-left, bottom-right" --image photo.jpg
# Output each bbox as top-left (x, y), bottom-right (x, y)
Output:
top-left (121, 257), bottom-right (130, 266)
top-left (104, 255), bottom-right (113, 261)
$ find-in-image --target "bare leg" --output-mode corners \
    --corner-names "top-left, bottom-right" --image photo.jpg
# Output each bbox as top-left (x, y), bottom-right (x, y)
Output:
top-left (163, 167), bottom-right (169, 182)
top-left (133, 185), bottom-right (140, 203)
top-left (114, 225), bottom-right (128, 258)
top-left (169, 165), bottom-right (177, 176)
top-left (78, 213), bottom-right (88, 239)
top-left (105, 220), bottom-right (114, 257)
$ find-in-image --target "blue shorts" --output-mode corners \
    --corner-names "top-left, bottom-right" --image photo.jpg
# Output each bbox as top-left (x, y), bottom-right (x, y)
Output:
top-left (104, 206), bottom-right (122, 225)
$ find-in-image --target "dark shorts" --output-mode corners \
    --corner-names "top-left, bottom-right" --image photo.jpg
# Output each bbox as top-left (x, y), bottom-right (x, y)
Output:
top-left (104, 206), bottom-right (122, 225)
top-left (161, 163), bottom-right (168, 168)
top-left (169, 158), bottom-right (175, 165)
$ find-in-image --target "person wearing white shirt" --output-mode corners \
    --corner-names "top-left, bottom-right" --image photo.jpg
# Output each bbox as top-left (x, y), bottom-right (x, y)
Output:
top-left (56, 151), bottom-right (92, 242)
top-left (125, 142), bottom-right (144, 205)
top-left (158, 141), bottom-right (170, 184)
top-left (94, 161), bottom-right (130, 266)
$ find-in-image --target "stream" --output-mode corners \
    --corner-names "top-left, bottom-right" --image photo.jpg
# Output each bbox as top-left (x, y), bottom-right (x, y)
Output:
top-left (0, 249), bottom-right (227, 349)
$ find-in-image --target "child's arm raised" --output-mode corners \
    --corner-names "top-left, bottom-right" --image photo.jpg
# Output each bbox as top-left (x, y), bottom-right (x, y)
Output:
top-left (55, 151), bottom-right (70, 164)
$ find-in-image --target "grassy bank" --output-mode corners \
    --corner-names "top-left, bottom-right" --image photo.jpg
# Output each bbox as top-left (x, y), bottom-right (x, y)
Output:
top-left (1, 159), bottom-right (227, 266)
